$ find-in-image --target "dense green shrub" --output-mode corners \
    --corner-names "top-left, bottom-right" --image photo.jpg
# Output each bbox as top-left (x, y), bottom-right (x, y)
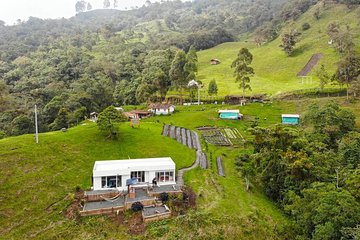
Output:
top-left (302, 22), bottom-right (311, 30)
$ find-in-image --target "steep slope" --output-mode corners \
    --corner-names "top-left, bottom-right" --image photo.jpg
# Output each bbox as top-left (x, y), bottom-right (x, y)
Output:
top-left (197, 4), bottom-right (360, 97)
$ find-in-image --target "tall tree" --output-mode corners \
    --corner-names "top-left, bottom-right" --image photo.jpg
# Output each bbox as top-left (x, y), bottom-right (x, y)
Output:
top-left (97, 106), bottom-right (126, 139)
top-left (316, 64), bottom-right (330, 91)
top-left (349, 75), bottom-right (360, 98)
top-left (169, 50), bottom-right (188, 103)
top-left (113, 0), bottom-right (118, 8)
top-left (280, 29), bottom-right (301, 56)
top-left (333, 54), bottom-right (360, 99)
top-left (87, 2), bottom-right (93, 11)
top-left (52, 107), bottom-right (70, 130)
top-left (184, 46), bottom-right (198, 81)
top-left (208, 79), bottom-right (218, 99)
top-left (103, 0), bottom-right (111, 9)
top-left (75, 1), bottom-right (86, 13)
top-left (327, 22), bottom-right (354, 55)
top-left (231, 48), bottom-right (254, 99)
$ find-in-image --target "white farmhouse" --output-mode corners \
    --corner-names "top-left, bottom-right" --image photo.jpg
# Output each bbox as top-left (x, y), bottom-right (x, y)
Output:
top-left (92, 157), bottom-right (176, 191)
top-left (149, 103), bottom-right (175, 115)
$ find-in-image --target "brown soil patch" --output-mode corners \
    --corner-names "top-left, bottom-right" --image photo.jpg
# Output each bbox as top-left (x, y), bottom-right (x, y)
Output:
top-left (64, 190), bottom-right (84, 220)
top-left (126, 212), bottom-right (146, 235)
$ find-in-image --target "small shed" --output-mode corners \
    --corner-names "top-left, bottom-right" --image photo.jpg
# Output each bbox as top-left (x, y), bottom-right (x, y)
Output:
top-left (282, 114), bottom-right (300, 125)
top-left (218, 110), bottom-right (243, 120)
top-left (149, 103), bottom-right (175, 115)
top-left (210, 59), bottom-right (221, 65)
top-left (92, 157), bottom-right (176, 191)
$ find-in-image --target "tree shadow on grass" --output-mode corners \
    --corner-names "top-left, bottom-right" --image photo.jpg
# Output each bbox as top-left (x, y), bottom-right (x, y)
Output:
top-left (291, 43), bottom-right (313, 57)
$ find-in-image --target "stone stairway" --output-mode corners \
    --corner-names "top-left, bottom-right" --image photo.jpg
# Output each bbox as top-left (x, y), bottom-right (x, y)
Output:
top-left (162, 124), bottom-right (209, 186)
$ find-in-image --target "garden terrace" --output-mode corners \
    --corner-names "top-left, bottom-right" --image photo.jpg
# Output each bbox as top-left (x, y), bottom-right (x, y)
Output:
top-left (197, 127), bottom-right (231, 146)
top-left (142, 205), bottom-right (172, 223)
top-left (80, 186), bottom-right (182, 217)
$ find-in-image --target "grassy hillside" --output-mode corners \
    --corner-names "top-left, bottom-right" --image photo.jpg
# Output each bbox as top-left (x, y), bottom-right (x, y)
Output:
top-left (0, 123), bottom-right (195, 239)
top-left (1, 97), bottom-right (359, 239)
top-left (0, 104), bottom-right (293, 239)
top-left (197, 4), bottom-right (360, 97)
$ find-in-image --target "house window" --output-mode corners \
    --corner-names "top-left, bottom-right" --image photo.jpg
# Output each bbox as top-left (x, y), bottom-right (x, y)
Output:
top-left (101, 175), bottom-right (122, 188)
top-left (156, 171), bottom-right (174, 182)
top-left (131, 171), bottom-right (145, 182)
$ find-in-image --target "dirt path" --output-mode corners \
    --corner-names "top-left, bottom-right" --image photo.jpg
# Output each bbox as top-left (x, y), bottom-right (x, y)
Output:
top-left (177, 151), bottom-right (201, 186)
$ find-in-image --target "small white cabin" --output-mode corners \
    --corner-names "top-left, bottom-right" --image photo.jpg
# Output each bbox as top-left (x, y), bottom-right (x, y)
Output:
top-left (92, 157), bottom-right (176, 191)
top-left (149, 104), bottom-right (175, 115)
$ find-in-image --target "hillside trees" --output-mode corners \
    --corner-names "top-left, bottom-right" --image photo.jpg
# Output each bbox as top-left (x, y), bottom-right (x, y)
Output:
top-left (231, 48), bottom-right (254, 99)
top-left (254, 21), bottom-right (280, 45)
top-left (327, 22), bottom-right (354, 55)
top-left (305, 101), bottom-right (355, 146)
top-left (184, 46), bottom-right (198, 81)
top-left (103, 0), bottom-right (111, 9)
top-left (51, 107), bottom-right (70, 130)
top-left (333, 54), bottom-right (360, 99)
top-left (75, 1), bottom-right (87, 13)
top-left (239, 102), bottom-right (359, 239)
top-left (349, 75), bottom-right (360, 97)
top-left (11, 115), bottom-right (34, 136)
top-left (138, 49), bottom-right (175, 102)
top-left (0, 80), bottom-right (13, 112)
top-left (280, 29), bottom-right (301, 56)
top-left (169, 50), bottom-right (188, 103)
top-left (285, 183), bottom-right (360, 240)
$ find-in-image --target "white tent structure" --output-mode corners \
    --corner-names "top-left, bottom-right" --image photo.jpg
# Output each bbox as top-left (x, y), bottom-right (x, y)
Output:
top-left (92, 157), bottom-right (176, 191)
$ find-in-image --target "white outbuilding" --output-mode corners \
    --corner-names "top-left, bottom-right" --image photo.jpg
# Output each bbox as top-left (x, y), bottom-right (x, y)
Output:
top-left (92, 157), bottom-right (176, 191)
top-left (149, 103), bottom-right (175, 115)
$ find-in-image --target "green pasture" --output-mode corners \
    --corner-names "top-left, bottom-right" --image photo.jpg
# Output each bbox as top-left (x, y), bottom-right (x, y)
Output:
top-left (197, 4), bottom-right (360, 97)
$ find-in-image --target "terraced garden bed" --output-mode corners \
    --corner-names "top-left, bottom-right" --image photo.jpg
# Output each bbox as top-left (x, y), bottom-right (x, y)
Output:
top-left (197, 127), bottom-right (245, 146)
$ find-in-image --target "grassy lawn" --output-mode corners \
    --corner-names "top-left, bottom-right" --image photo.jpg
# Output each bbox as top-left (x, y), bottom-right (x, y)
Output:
top-left (196, 4), bottom-right (360, 97)
top-left (0, 122), bottom-right (194, 239)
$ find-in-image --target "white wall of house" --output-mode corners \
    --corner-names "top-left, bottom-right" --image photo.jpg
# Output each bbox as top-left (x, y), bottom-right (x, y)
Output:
top-left (92, 158), bottom-right (176, 191)
top-left (153, 106), bottom-right (175, 115)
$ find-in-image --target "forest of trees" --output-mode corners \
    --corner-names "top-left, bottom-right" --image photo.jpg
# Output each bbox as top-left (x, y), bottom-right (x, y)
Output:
top-left (237, 102), bottom-right (360, 239)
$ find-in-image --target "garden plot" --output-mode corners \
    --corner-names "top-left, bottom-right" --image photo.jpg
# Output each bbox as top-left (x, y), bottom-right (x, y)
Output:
top-left (197, 127), bottom-right (231, 146)
top-left (197, 127), bottom-right (245, 146)
top-left (222, 128), bottom-right (245, 145)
